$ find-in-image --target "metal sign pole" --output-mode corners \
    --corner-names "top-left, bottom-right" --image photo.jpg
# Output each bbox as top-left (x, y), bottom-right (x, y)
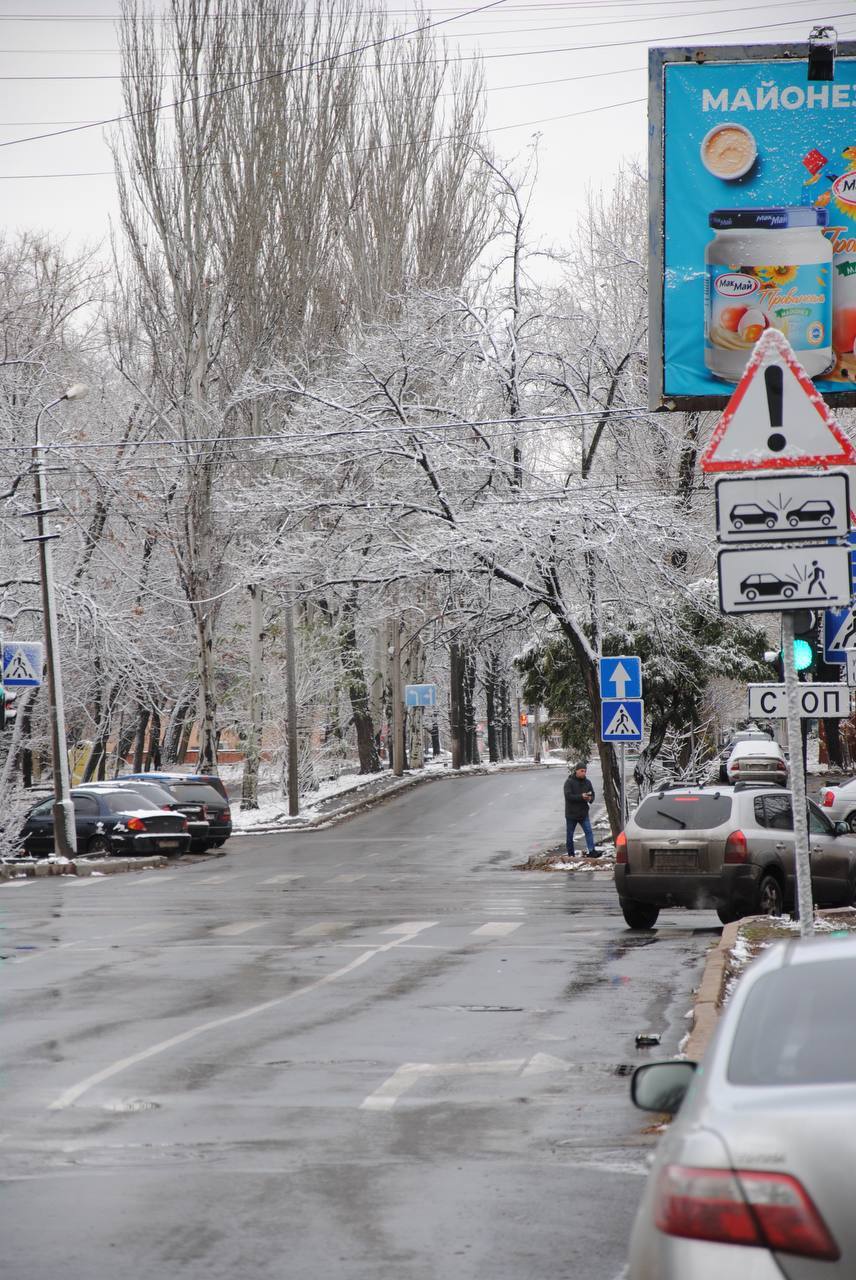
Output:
top-left (619, 743), bottom-right (626, 827)
top-left (781, 611), bottom-right (814, 937)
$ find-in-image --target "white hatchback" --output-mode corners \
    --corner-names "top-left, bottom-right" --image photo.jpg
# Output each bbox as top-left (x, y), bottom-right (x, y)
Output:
top-left (820, 778), bottom-right (856, 832)
top-left (726, 738), bottom-right (788, 785)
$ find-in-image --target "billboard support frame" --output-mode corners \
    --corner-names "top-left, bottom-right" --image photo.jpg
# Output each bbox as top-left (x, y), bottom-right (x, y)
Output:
top-left (648, 38), bottom-right (856, 412)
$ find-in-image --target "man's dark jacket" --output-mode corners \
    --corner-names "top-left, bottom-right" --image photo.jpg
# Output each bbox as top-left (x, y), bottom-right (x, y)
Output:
top-left (564, 773), bottom-right (595, 819)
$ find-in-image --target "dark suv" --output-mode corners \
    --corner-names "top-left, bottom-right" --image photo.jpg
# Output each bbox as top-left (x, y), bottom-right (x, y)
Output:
top-left (614, 784), bottom-right (856, 929)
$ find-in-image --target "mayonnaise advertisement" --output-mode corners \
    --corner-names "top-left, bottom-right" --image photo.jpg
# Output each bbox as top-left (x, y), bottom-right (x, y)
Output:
top-left (654, 47), bottom-right (856, 407)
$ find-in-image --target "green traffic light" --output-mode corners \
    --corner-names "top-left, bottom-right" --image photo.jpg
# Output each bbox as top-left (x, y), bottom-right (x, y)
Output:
top-left (793, 638), bottom-right (813, 672)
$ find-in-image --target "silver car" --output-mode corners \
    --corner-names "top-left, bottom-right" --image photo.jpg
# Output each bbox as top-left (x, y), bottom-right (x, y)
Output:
top-left (615, 784), bottom-right (856, 929)
top-left (627, 935), bottom-right (856, 1277)
top-left (820, 778), bottom-right (856, 833)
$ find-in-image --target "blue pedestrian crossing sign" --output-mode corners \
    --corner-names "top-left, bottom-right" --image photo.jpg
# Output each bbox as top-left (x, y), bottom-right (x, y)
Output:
top-left (599, 656), bottom-right (642, 700)
top-left (601, 699), bottom-right (644, 743)
top-left (2, 641), bottom-right (43, 687)
top-left (404, 683), bottom-right (437, 708)
top-left (823, 606), bottom-right (856, 665)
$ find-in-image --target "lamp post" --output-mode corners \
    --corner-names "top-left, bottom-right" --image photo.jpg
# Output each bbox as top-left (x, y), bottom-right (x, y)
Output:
top-left (24, 382), bottom-right (88, 858)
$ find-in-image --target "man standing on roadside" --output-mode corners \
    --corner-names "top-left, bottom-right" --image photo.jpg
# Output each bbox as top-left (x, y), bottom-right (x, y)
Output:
top-left (564, 762), bottom-right (597, 857)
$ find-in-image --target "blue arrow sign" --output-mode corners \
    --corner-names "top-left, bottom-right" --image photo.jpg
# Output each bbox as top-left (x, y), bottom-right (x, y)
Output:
top-left (2, 641), bottom-right (43, 687)
top-left (599, 656), bottom-right (642, 700)
top-left (601, 699), bottom-right (644, 743)
top-left (404, 683), bottom-right (437, 708)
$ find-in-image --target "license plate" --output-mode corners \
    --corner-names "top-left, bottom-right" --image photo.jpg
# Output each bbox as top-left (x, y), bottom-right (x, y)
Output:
top-left (159, 840), bottom-right (180, 849)
top-left (652, 850), bottom-right (700, 872)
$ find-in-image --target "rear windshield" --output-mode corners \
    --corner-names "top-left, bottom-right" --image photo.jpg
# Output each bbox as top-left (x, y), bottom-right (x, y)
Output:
top-left (634, 794), bottom-right (732, 830)
top-left (101, 791), bottom-right (160, 813)
top-left (729, 959), bottom-right (856, 1086)
top-left (169, 784), bottom-right (223, 806)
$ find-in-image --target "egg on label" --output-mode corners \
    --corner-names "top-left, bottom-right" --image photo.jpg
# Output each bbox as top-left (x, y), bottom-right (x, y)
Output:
top-left (737, 308), bottom-right (769, 343)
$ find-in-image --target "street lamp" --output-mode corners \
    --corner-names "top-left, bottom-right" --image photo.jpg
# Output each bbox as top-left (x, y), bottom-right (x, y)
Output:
top-left (24, 382), bottom-right (88, 859)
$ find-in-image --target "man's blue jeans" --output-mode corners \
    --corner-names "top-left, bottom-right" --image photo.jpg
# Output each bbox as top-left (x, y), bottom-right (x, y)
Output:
top-left (566, 814), bottom-right (595, 856)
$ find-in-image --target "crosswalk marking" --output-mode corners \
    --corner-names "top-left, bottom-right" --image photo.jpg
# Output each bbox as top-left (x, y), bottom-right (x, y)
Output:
top-left (197, 874), bottom-right (238, 884)
top-left (328, 873), bottom-right (366, 883)
top-left (260, 873), bottom-right (304, 885)
top-left (295, 921), bottom-right (353, 938)
top-left (210, 921), bottom-right (263, 937)
top-left (133, 875), bottom-right (176, 886)
top-left (471, 921), bottom-right (522, 938)
top-left (382, 921), bottom-right (438, 935)
top-left (125, 922), bottom-right (164, 934)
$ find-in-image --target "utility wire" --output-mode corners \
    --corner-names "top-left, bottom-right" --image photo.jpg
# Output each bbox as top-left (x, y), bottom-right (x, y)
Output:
top-left (0, 0), bottom-right (508, 150)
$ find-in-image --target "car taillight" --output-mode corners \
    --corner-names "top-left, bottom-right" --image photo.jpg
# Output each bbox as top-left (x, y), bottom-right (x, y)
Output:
top-left (127, 817), bottom-right (146, 832)
top-left (724, 830), bottom-right (748, 863)
top-left (822, 790), bottom-right (835, 807)
top-left (654, 1164), bottom-right (839, 1260)
top-left (615, 831), bottom-right (627, 864)
top-left (200, 805), bottom-right (209, 820)
top-left (220, 808), bottom-right (231, 823)
top-left (181, 817), bottom-right (188, 830)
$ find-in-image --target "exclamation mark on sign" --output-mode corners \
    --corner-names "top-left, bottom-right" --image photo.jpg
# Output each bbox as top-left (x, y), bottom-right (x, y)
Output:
top-left (765, 365), bottom-right (786, 453)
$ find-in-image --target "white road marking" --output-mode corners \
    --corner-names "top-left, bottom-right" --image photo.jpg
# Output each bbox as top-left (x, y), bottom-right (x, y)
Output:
top-left (260, 873), bottom-right (304, 885)
top-left (471, 921), bottom-right (521, 938)
top-left (196, 874), bottom-right (238, 884)
top-left (294, 920), bottom-right (352, 938)
top-left (48, 920), bottom-right (437, 1110)
top-left (1, 879), bottom-right (33, 888)
top-left (209, 921), bottom-right (263, 937)
top-left (132, 876), bottom-right (176, 886)
top-left (328, 873), bottom-right (366, 883)
top-left (125, 922), bottom-right (164, 935)
top-left (382, 921), bottom-right (437, 935)
top-left (361, 1058), bottom-right (526, 1111)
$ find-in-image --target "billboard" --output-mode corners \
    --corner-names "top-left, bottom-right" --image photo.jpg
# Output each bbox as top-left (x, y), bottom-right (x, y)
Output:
top-left (649, 41), bottom-right (856, 410)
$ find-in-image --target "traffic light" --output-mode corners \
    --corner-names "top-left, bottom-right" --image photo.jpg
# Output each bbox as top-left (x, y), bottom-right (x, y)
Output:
top-left (776, 610), bottom-right (818, 677)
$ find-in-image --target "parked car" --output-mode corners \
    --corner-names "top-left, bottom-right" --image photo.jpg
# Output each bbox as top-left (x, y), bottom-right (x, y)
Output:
top-left (76, 779), bottom-right (211, 850)
top-left (820, 778), bottom-right (856, 833)
top-left (121, 771), bottom-right (228, 803)
top-left (121, 774), bottom-right (232, 848)
top-left (626, 934), bottom-right (856, 1278)
top-left (19, 788), bottom-right (190, 859)
top-left (614, 783), bottom-right (856, 929)
top-left (716, 726), bottom-right (775, 782)
top-left (725, 737), bottom-right (788, 785)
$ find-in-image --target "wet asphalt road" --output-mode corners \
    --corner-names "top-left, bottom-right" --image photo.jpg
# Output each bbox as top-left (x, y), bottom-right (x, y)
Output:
top-left (0, 770), bottom-right (720, 1280)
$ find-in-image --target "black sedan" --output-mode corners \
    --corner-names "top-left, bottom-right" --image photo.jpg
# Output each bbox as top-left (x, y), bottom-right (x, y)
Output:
top-left (120, 774), bottom-right (232, 848)
top-left (20, 789), bottom-right (190, 859)
top-left (76, 780), bottom-right (211, 850)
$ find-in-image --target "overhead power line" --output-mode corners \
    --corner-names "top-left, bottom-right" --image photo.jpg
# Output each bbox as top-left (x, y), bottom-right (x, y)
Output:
top-left (0, 0), bottom-right (508, 150)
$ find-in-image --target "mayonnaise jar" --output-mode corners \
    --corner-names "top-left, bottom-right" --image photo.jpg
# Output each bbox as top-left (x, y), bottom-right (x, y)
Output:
top-left (705, 207), bottom-right (832, 382)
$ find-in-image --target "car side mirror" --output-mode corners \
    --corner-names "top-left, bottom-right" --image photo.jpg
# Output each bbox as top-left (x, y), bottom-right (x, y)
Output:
top-left (834, 821), bottom-right (849, 837)
top-left (631, 1060), bottom-right (697, 1115)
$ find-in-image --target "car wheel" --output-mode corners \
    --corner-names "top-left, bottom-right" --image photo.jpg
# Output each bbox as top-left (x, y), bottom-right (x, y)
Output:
top-left (787, 515), bottom-right (799, 528)
top-left (744, 589), bottom-right (757, 601)
top-left (733, 519), bottom-right (744, 530)
top-left (756, 873), bottom-right (784, 916)
top-left (821, 516), bottom-right (831, 526)
top-left (846, 811), bottom-right (856, 834)
top-left (765, 517), bottom-right (777, 529)
top-left (620, 899), bottom-right (659, 930)
top-left (716, 904), bottom-right (740, 925)
top-left (86, 835), bottom-right (111, 857)
top-left (782, 586), bottom-right (795, 599)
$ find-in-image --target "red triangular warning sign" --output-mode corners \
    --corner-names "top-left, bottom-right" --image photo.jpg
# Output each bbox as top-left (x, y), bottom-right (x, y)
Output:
top-left (700, 329), bottom-right (856, 473)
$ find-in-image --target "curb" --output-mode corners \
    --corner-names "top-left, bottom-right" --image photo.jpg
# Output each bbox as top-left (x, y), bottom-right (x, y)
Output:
top-left (685, 919), bottom-right (741, 1060)
top-left (0, 846), bottom-right (227, 881)
top-left (234, 762), bottom-right (559, 835)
